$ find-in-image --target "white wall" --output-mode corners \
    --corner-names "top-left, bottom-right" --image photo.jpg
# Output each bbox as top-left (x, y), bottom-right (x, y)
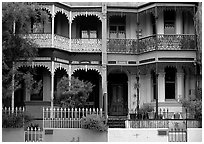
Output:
top-left (187, 128), bottom-right (202, 142)
top-left (108, 128), bottom-right (168, 142)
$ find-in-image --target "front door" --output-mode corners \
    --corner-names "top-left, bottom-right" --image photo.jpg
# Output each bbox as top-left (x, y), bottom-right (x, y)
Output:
top-left (109, 84), bottom-right (127, 116)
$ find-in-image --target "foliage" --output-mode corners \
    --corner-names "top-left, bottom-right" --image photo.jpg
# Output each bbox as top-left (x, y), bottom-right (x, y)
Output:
top-left (135, 104), bottom-right (155, 120)
top-left (81, 114), bottom-right (108, 132)
top-left (139, 104), bottom-right (154, 113)
top-left (2, 113), bottom-right (32, 128)
top-left (180, 98), bottom-right (202, 120)
top-left (55, 76), bottom-right (94, 108)
top-left (2, 2), bottom-right (47, 102)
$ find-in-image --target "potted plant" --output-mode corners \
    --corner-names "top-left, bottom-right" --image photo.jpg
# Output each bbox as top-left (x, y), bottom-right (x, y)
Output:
top-left (140, 105), bottom-right (155, 119)
top-left (174, 112), bottom-right (181, 119)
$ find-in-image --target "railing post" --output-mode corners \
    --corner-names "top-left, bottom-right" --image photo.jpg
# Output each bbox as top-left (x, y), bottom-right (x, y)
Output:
top-left (51, 5), bottom-right (55, 47)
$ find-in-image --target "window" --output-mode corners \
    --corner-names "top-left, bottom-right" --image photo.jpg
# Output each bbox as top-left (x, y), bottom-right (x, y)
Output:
top-left (165, 67), bottom-right (176, 99)
top-left (109, 16), bottom-right (126, 38)
top-left (81, 30), bottom-right (97, 39)
top-left (110, 25), bottom-right (125, 38)
top-left (164, 11), bottom-right (175, 34)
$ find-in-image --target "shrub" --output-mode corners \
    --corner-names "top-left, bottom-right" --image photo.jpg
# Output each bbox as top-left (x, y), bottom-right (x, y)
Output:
top-left (81, 114), bottom-right (108, 132)
top-left (180, 98), bottom-right (202, 120)
top-left (55, 76), bottom-right (94, 108)
top-left (2, 113), bottom-right (32, 128)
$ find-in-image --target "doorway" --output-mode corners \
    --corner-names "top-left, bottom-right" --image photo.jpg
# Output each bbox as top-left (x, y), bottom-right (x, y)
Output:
top-left (108, 73), bottom-right (128, 116)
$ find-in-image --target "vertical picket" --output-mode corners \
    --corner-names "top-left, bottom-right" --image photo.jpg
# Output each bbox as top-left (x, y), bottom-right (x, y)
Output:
top-left (96, 108), bottom-right (99, 116)
top-left (100, 108), bottom-right (102, 117)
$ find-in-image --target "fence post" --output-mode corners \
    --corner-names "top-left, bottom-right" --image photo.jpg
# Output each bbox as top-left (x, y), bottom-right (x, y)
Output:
top-left (79, 108), bottom-right (81, 119)
top-left (185, 108), bottom-right (188, 142)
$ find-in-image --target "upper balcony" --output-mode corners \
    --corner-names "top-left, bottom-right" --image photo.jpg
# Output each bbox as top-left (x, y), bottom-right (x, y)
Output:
top-left (23, 3), bottom-right (197, 54)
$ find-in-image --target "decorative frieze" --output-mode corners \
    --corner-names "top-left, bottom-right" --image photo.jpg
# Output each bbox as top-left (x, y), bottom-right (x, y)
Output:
top-left (54, 6), bottom-right (70, 21)
top-left (16, 61), bottom-right (52, 72)
top-left (71, 11), bottom-right (103, 22)
top-left (54, 62), bottom-right (69, 74)
top-left (40, 4), bottom-right (52, 15)
top-left (71, 65), bottom-right (102, 76)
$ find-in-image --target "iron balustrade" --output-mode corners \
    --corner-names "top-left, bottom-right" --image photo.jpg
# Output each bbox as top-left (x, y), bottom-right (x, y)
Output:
top-left (107, 34), bottom-right (195, 54)
top-left (23, 34), bottom-right (195, 53)
top-left (71, 38), bottom-right (102, 52)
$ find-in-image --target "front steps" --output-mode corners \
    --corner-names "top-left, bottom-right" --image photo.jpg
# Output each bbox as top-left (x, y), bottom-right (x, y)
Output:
top-left (107, 116), bottom-right (127, 128)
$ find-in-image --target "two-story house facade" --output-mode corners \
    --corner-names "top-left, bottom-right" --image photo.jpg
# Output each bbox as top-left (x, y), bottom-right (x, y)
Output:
top-left (14, 2), bottom-right (201, 119)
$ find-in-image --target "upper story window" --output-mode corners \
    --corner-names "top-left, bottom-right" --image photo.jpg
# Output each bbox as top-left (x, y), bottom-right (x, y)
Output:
top-left (164, 11), bottom-right (175, 34)
top-left (81, 30), bottom-right (97, 39)
top-left (78, 16), bottom-right (100, 39)
top-left (109, 15), bottom-right (126, 38)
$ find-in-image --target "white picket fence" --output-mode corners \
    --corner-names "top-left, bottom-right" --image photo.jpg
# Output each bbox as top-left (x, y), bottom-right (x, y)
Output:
top-left (2, 107), bottom-right (25, 115)
top-left (24, 127), bottom-right (43, 142)
top-left (43, 107), bottom-right (103, 128)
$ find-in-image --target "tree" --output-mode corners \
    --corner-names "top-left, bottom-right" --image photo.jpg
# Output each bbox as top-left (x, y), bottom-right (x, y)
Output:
top-left (194, 2), bottom-right (202, 99)
top-left (55, 76), bottom-right (94, 108)
top-left (2, 2), bottom-right (47, 107)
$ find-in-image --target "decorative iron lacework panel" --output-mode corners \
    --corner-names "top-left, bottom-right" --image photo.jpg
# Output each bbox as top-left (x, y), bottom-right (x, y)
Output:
top-left (138, 35), bottom-right (157, 53)
top-left (71, 39), bottom-right (102, 52)
top-left (107, 34), bottom-right (195, 54)
top-left (157, 34), bottom-right (195, 50)
top-left (25, 34), bottom-right (52, 48)
top-left (107, 39), bottom-right (137, 54)
top-left (53, 34), bottom-right (70, 51)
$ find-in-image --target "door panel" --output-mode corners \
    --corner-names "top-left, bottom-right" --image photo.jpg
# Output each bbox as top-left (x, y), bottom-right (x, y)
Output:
top-left (109, 84), bottom-right (126, 116)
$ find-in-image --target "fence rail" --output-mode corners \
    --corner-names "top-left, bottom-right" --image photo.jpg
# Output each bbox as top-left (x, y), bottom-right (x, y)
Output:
top-left (24, 127), bottom-right (43, 142)
top-left (43, 107), bottom-right (103, 128)
top-left (125, 119), bottom-right (201, 128)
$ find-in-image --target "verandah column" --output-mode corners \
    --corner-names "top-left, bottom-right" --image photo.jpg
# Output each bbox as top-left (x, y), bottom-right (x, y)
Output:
top-left (50, 59), bottom-right (54, 118)
top-left (158, 71), bottom-right (165, 102)
top-left (69, 11), bottom-right (72, 51)
top-left (176, 68), bottom-right (184, 101)
top-left (102, 3), bottom-right (108, 118)
top-left (51, 4), bottom-right (55, 47)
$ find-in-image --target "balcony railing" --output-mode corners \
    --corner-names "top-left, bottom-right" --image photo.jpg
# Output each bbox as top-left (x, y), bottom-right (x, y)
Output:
top-left (25, 34), bottom-right (195, 53)
top-left (71, 38), bottom-right (102, 52)
top-left (108, 34), bottom-right (196, 54)
top-left (25, 33), bottom-right (52, 48)
top-left (24, 34), bottom-right (102, 52)
top-left (53, 34), bottom-right (70, 51)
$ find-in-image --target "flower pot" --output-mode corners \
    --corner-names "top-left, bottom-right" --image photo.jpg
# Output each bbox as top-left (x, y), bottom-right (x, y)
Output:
top-left (174, 113), bottom-right (180, 119)
top-left (130, 114), bottom-right (136, 120)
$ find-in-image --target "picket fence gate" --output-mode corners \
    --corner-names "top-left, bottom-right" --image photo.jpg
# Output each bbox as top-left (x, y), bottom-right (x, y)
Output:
top-left (24, 127), bottom-right (43, 142)
top-left (168, 128), bottom-right (187, 142)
